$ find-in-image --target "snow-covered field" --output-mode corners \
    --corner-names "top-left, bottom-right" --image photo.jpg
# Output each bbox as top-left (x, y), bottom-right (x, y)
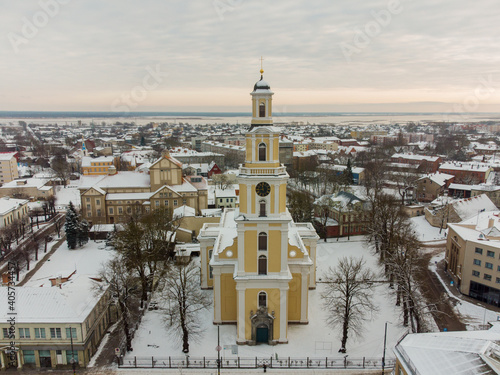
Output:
top-left (24, 239), bottom-right (115, 286)
top-left (126, 237), bottom-right (408, 361)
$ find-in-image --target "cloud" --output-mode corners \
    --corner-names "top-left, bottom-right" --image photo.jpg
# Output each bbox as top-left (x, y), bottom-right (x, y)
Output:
top-left (0, 0), bottom-right (499, 111)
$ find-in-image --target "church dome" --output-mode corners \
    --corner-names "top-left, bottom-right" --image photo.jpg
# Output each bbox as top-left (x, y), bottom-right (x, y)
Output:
top-left (253, 75), bottom-right (271, 91)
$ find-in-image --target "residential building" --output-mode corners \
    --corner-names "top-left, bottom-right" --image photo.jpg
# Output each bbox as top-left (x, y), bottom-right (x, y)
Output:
top-left (0, 197), bottom-right (29, 228)
top-left (198, 72), bottom-right (318, 345)
top-left (390, 153), bottom-right (442, 173)
top-left (416, 172), bottom-right (454, 202)
top-left (445, 210), bottom-right (500, 306)
top-left (439, 162), bottom-right (492, 184)
top-left (425, 194), bottom-right (498, 229)
top-left (81, 156), bottom-right (115, 176)
top-left (0, 275), bottom-right (112, 369)
top-left (0, 178), bottom-right (54, 200)
top-left (0, 152), bottom-right (19, 184)
top-left (471, 184), bottom-right (500, 207)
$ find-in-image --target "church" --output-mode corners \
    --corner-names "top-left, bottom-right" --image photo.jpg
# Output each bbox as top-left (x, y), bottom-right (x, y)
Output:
top-left (198, 69), bottom-right (318, 345)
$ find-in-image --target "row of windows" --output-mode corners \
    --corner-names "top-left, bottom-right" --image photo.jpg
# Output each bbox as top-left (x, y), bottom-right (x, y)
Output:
top-left (472, 270), bottom-right (500, 283)
top-left (2, 327), bottom-right (76, 339)
top-left (22, 349), bottom-right (78, 365)
top-left (472, 259), bottom-right (498, 270)
top-left (475, 247), bottom-right (496, 258)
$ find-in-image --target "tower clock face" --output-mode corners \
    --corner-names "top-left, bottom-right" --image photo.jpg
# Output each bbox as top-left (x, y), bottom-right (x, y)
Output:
top-left (256, 182), bottom-right (271, 197)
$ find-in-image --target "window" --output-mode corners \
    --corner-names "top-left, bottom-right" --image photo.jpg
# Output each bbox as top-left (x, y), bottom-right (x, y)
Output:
top-left (86, 197), bottom-right (90, 202)
top-left (96, 199), bottom-right (100, 205)
top-left (258, 255), bottom-right (267, 275)
top-left (487, 250), bottom-right (495, 258)
top-left (473, 259), bottom-right (481, 266)
top-left (174, 200), bottom-right (178, 206)
top-left (35, 328), bottom-right (46, 339)
top-left (259, 102), bottom-right (265, 117)
top-left (258, 232), bottom-right (267, 251)
top-left (208, 250), bottom-right (213, 279)
top-left (475, 247), bottom-right (483, 255)
top-left (259, 200), bottom-right (266, 217)
top-left (86, 204), bottom-right (91, 210)
top-left (258, 143), bottom-right (266, 161)
top-left (96, 209), bottom-right (101, 217)
top-left (109, 207), bottom-right (114, 214)
top-left (19, 328), bottom-right (30, 339)
top-left (23, 350), bottom-right (36, 364)
top-left (66, 328), bottom-right (77, 339)
top-left (472, 270), bottom-right (480, 277)
top-left (183, 199), bottom-right (187, 205)
top-left (486, 262), bottom-right (493, 269)
top-left (2, 328), bottom-right (9, 338)
top-left (155, 200), bottom-right (160, 207)
top-left (496, 277), bottom-right (500, 284)
top-left (50, 328), bottom-right (62, 339)
top-left (258, 291), bottom-right (267, 307)
top-left (87, 212), bottom-right (92, 218)
top-left (127, 207), bottom-right (132, 214)
top-left (484, 274), bottom-right (492, 281)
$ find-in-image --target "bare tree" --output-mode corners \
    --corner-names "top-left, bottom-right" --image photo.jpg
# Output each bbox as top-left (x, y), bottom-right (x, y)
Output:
top-left (99, 257), bottom-right (140, 351)
top-left (51, 152), bottom-right (71, 187)
top-left (321, 256), bottom-right (378, 353)
top-left (162, 261), bottom-right (211, 353)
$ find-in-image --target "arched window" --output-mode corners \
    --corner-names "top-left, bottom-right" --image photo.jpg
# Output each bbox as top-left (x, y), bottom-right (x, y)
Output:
top-left (258, 255), bottom-right (267, 275)
top-left (259, 200), bottom-right (266, 217)
top-left (208, 250), bottom-right (213, 279)
top-left (259, 102), bottom-right (265, 117)
top-left (258, 291), bottom-right (267, 307)
top-left (258, 232), bottom-right (267, 251)
top-left (258, 143), bottom-right (266, 161)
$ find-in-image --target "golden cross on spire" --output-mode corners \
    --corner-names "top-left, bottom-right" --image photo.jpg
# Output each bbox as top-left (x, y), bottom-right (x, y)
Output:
top-left (260, 56), bottom-right (264, 74)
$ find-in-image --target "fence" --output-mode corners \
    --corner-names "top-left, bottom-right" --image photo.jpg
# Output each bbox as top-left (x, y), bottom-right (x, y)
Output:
top-left (119, 355), bottom-right (395, 370)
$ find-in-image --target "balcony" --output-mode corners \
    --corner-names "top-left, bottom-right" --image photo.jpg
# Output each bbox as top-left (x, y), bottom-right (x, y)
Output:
top-left (239, 166), bottom-right (287, 176)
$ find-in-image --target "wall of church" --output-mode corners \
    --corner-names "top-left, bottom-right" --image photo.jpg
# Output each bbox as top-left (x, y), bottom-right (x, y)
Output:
top-left (220, 273), bottom-right (237, 321)
top-left (244, 288), bottom-right (281, 340)
top-left (244, 230), bottom-right (258, 273)
top-left (268, 230), bottom-right (282, 273)
top-left (288, 273), bottom-right (302, 321)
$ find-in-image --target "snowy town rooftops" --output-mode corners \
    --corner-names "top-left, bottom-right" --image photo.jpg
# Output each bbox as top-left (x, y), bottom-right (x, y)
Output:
top-left (395, 325), bottom-right (500, 375)
top-left (448, 210), bottom-right (500, 243)
top-left (92, 171), bottom-right (150, 189)
top-left (81, 155), bottom-right (114, 167)
top-left (418, 172), bottom-right (455, 186)
top-left (440, 162), bottom-right (492, 172)
top-left (0, 274), bottom-right (107, 324)
top-left (391, 153), bottom-right (440, 162)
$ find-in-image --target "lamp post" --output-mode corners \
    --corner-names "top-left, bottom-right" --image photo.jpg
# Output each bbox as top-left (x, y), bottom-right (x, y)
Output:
top-left (216, 325), bottom-right (221, 375)
top-left (381, 321), bottom-right (391, 374)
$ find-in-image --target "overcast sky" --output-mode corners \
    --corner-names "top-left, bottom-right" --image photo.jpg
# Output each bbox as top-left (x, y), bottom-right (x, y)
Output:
top-left (1, 0), bottom-right (499, 112)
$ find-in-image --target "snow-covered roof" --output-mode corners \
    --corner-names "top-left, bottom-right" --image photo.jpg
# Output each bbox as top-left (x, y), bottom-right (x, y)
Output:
top-left (395, 327), bottom-right (500, 375)
top-left (418, 172), bottom-right (455, 186)
top-left (452, 194), bottom-right (498, 221)
top-left (391, 153), bottom-right (440, 162)
top-left (0, 152), bottom-right (17, 161)
top-left (0, 197), bottom-right (28, 215)
top-left (440, 162), bottom-right (491, 172)
top-left (0, 274), bottom-right (107, 324)
top-left (81, 155), bottom-right (114, 167)
top-left (173, 205), bottom-right (196, 218)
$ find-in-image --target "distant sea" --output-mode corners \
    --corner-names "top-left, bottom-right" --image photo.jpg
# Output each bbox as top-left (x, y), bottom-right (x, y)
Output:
top-left (1, 111), bottom-right (500, 126)
top-left (1, 111), bottom-right (499, 118)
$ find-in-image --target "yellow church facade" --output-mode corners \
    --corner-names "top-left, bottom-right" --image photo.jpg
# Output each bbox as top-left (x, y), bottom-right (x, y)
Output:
top-left (198, 72), bottom-right (318, 345)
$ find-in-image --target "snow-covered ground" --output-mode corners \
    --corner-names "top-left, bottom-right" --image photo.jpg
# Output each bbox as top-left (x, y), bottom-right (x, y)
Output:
top-left (430, 252), bottom-right (500, 330)
top-left (24, 239), bottom-right (115, 286)
top-left (410, 215), bottom-right (447, 243)
top-left (126, 237), bottom-right (408, 361)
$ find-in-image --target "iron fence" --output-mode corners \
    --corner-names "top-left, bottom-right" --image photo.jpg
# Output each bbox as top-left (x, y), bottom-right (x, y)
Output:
top-left (119, 355), bottom-right (395, 370)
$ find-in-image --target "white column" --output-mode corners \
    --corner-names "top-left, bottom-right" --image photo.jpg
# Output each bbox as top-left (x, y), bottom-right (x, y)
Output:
top-left (237, 286), bottom-right (246, 344)
top-left (269, 133), bottom-right (274, 161)
top-left (213, 268), bottom-right (222, 323)
top-left (274, 183), bottom-right (279, 214)
top-left (309, 242), bottom-right (317, 289)
top-left (301, 268), bottom-right (309, 323)
top-left (278, 287), bottom-right (288, 343)
top-left (16, 350), bottom-right (22, 369)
